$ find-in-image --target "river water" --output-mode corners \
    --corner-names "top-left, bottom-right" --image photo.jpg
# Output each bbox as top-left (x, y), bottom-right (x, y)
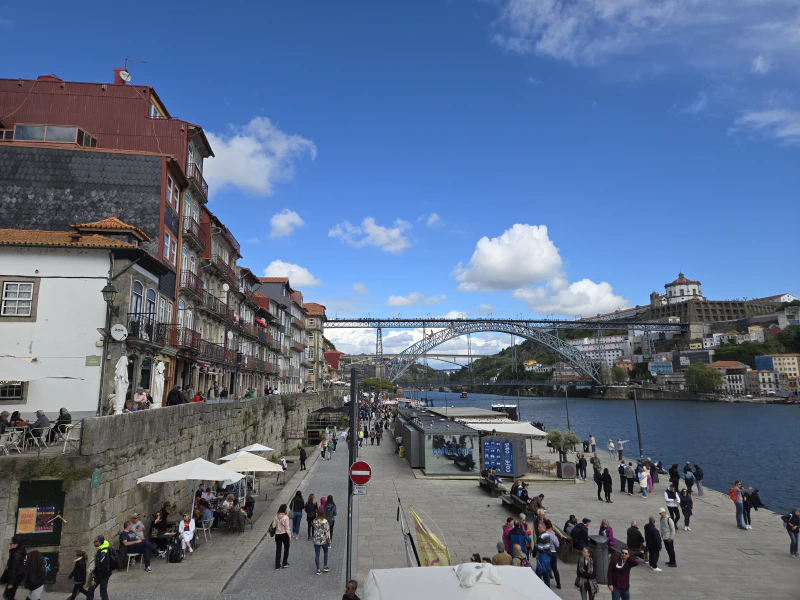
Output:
top-left (403, 391), bottom-right (800, 515)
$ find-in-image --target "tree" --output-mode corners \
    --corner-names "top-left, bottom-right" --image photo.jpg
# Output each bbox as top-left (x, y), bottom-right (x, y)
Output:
top-left (546, 429), bottom-right (581, 462)
top-left (684, 363), bottom-right (724, 393)
top-left (630, 362), bottom-right (651, 381)
top-left (600, 365), bottom-right (613, 385)
top-left (361, 378), bottom-right (393, 392)
top-left (612, 365), bottom-right (628, 384)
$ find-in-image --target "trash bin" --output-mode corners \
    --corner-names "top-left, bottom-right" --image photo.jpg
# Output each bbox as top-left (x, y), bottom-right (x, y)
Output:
top-left (589, 535), bottom-right (610, 584)
top-left (582, 440), bottom-right (590, 452)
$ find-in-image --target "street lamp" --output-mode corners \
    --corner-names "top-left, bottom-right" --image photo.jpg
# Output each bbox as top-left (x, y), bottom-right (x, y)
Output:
top-left (101, 281), bottom-right (119, 316)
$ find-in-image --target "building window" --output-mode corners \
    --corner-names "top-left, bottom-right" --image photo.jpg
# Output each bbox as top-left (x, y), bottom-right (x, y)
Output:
top-left (1, 282), bottom-right (34, 316)
top-left (146, 289), bottom-right (157, 315)
top-left (308, 318), bottom-right (315, 327)
top-left (164, 232), bottom-right (177, 265)
top-left (131, 281), bottom-right (144, 314)
top-left (0, 382), bottom-right (24, 400)
top-left (166, 175), bottom-right (174, 207)
top-left (173, 181), bottom-right (181, 210)
top-left (308, 332), bottom-right (315, 340)
top-left (159, 298), bottom-right (166, 323)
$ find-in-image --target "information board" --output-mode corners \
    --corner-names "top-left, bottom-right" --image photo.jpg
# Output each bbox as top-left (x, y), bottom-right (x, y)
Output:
top-left (482, 440), bottom-right (515, 475)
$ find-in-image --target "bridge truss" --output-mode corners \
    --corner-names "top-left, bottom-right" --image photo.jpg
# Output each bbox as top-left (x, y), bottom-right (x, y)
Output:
top-left (327, 318), bottom-right (688, 384)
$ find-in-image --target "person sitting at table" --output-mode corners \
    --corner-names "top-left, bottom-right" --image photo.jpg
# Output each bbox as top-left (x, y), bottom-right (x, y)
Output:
top-left (201, 488), bottom-right (215, 503)
top-left (132, 388), bottom-right (148, 410)
top-left (29, 410), bottom-right (50, 442)
top-left (122, 399), bottom-right (136, 413)
top-left (0, 411), bottom-right (10, 434)
top-left (195, 484), bottom-right (205, 500)
top-left (152, 502), bottom-right (172, 534)
top-left (178, 513), bottom-right (195, 557)
top-left (199, 502), bottom-right (213, 529)
top-left (244, 494), bottom-right (255, 519)
top-left (119, 520), bottom-right (159, 571)
top-left (47, 408), bottom-right (72, 442)
top-left (222, 494), bottom-right (235, 511)
top-left (9, 411), bottom-right (28, 428)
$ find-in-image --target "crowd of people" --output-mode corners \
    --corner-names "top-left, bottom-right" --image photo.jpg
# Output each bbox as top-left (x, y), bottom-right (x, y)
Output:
top-left (272, 491), bottom-right (338, 574)
top-left (0, 408), bottom-right (72, 443)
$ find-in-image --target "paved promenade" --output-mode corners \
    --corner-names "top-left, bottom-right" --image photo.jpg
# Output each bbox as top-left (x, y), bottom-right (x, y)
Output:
top-left (356, 431), bottom-right (799, 599)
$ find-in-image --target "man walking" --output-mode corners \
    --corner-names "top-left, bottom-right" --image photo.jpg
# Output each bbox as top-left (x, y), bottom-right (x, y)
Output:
top-left (617, 438), bottom-right (629, 461)
top-left (624, 462), bottom-right (636, 496)
top-left (659, 508), bottom-right (677, 568)
top-left (644, 516), bottom-right (662, 572)
top-left (618, 461), bottom-right (627, 493)
top-left (577, 454), bottom-right (587, 480)
top-left (782, 508), bottom-right (799, 557)
top-left (90, 535), bottom-right (112, 600)
top-left (731, 480), bottom-right (752, 530)
top-left (299, 447), bottom-right (307, 471)
top-left (607, 548), bottom-right (638, 600)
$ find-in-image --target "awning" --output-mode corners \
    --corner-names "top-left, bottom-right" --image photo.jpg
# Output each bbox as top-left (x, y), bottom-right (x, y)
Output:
top-left (255, 318), bottom-right (268, 328)
top-left (460, 420), bottom-right (546, 437)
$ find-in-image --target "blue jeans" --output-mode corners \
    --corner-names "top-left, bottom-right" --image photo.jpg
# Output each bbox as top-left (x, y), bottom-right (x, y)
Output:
top-left (608, 449), bottom-right (615, 461)
top-left (640, 486), bottom-right (647, 498)
top-left (314, 544), bottom-right (329, 570)
top-left (612, 589), bottom-right (630, 600)
top-left (292, 513), bottom-right (303, 536)
top-left (735, 502), bottom-right (744, 528)
top-left (591, 444), bottom-right (596, 452)
top-left (789, 530), bottom-right (799, 555)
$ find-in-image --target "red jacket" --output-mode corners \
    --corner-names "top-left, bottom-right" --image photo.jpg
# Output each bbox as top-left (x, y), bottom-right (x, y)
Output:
top-left (607, 556), bottom-right (638, 590)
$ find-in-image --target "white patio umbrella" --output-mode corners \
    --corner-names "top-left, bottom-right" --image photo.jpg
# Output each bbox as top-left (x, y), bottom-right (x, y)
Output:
top-left (223, 452), bottom-right (282, 473)
top-left (0, 355), bottom-right (82, 381)
top-left (239, 443), bottom-right (274, 453)
top-left (219, 450), bottom-right (252, 461)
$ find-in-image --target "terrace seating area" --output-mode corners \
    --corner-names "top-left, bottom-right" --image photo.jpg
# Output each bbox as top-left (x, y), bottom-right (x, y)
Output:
top-left (0, 410), bottom-right (82, 455)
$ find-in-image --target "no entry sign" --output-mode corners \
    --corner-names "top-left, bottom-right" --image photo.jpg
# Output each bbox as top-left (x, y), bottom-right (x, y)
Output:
top-left (350, 461), bottom-right (372, 485)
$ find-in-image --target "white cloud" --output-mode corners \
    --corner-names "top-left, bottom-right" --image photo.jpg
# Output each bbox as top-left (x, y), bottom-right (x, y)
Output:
top-left (329, 217), bottom-right (412, 254)
top-left (245, 237), bottom-right (260, 244)
top-left (475, 304), bottom-right (494, 315)
top-left (352, 282), bottom-right (370, 294)
top-left (386, 292), bottom-right (447, 307)
top-left (526, 76), bottom-right (543, 85)
top-left (680, 92), bottom-right (708, 115)
top-left (751, 54), bottom-right (774, 74)
top-left (269, 209), bottom-right (304, 238)
top-left (426, 213), bottom-right (441, 228)
top-left (513, 276), bottom-right (629, 317)
top-left (731, 108), bottom-right (800, 144)
top-left (262, 260), bottom-right (321, 287)
top-left (453, 224), bottom-right (562, 291)
top-left (205, 117), bottom-right (316, 196)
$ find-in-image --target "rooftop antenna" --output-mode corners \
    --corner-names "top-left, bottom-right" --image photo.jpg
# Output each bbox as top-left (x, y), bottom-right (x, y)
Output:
top-left (120, 58), bottom-right (146, 82)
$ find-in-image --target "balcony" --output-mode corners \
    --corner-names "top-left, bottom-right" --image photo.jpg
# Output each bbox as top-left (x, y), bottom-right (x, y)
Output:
top-left (197, 291), bottom-right (225, 319)
top-left (166, 326), bottom-right (202, 351)
top-left (201, 340), bottom-right (225, 362)
top-left (257, 329), bottom-right (268, 344)
top-left (291, 318), bottom-right (305, 330)
top-left (187, 162), bottom-right (208, 201)
top-left (241, 322), bottom-right (258, 339)
top-left (280, 369), bottom-right (287, 378)
top-left (211, 253), bottom-right (236, 286)
top-left (244, 287), bottom-right (257, 306)
top-left (224, 304), bottom-right (235, 324)
top-left (241, 356), bottom-right (266, 372)
top-left (264, 362), bottom-right (273, 373)
top-left (182, 216), bottom-right (206, 251)
top-left (224, 348), bottom-right (237, 363)
top-left (179, 270), bottom-right (204, 300)
top-left (127, 313), bottom-right (167, 345)
top-left (281, 345), bottom-right (289, 356)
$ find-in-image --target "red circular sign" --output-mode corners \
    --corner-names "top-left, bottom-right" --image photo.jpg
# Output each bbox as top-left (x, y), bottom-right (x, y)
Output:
top-left (350, 461), bottom-right (372, 485)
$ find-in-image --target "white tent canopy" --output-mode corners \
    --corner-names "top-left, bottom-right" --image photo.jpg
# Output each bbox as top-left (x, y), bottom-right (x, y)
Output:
top-left (0, 355), bottom-right (82, 382)
top-left (223, 452), bottom-right (282, 473)
top-left (460, 420), bottom-right (546, 437)
top-left (364, 566), bottom-right (558, 600)
top-left (240, 443), bottom-right (274, 452)
top-left (136, 457), bottom-right (244, 486)
top-left (220, 450), bottom-right (252, 461)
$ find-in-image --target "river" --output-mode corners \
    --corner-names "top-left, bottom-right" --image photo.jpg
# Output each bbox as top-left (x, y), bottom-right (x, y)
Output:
top-left (403, 391), bottom-right (800, 515)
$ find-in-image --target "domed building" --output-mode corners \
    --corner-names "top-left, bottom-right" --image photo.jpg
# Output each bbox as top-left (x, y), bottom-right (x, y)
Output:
top-left (664, 273), bottom-right (704, 305)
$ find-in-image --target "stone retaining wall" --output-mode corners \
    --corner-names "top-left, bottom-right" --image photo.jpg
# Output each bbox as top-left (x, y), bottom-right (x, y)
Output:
top-left (0, 393), bottom-right (336, 588)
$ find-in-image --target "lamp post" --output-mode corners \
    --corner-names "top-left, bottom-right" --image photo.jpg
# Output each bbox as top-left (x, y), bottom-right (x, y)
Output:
top-left (101, 281), bottom-right (119, 316)
top-left (97, 280), bottom-right (119, 416)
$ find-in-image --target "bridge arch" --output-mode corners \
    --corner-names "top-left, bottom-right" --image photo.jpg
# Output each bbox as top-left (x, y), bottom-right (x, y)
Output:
top-left (385, 321), bottom-right (600, 383)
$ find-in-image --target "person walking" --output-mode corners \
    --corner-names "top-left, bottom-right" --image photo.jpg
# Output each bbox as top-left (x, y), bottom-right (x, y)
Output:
top-left (358, 429), bottom-right (364, 448)
top-left (578, 454), bottom-right (588, 481)
top-left (593, 467), bottom-right (603, 501)
top-left (576, 547), bottom-right (597, 600)
top-left (589, 435), bottom-right (596, 453)
top-left (668, 464), bottom-right (680, 491)
top-left (624, 462), bottom-right (636, 496)
top-left (305, 494), bottom-right (319, 540)
top-left (320, 439), bottom-right (327, 461)
top-left (607, 440), bottom-right (616, 461)
top-left (782, 508), bottom-right (799, 557)
top-left (679, 489), bottom-right (693, 531)
top-left (601, 468), bottom-right (614, 503)
top-left (22, 550), bottom-right (44, 600)
top-left (89, 536), bottom-right (111, 600)
top-left (617, 439), bottom-right (628, 461)
top-left (291, 491), bottom-right (305, 539)
top-left (369, 429), bottom-right (376, 445)
top-left (659, 508), bottom-right (677, 568)
top-left (644, 517), bottom-right (662, 572)
top-left (327, 438), bottom-right (335, 458)
top-left (607, 548), bottom-right (638, 600)
top-left (272, 504), bottom-right (291, 570)
top-left (730, 480), bottom-right (752, 530)
top-left (324, 496), bottom-right (337, 546)
top-left (646, 461), bottom-right (654, 493)
top-left (664, 485), bottom-right (681, 525)
top-left (2, 535), bottom-right (26, 600)
top-left (312, 507), bottom-right (331, 574)
top-left (638, 466), bottom-right (649, 498)
top-left (618, 461), bottom-right (627, 494)
top-left (299, 447), bottom-right (307, 471)
top-left (66, 551), bottom-right (89, 600)
top-left (682, 462), bottom-right (695, 495)
top-left (693, 464), bottom-right (704, 496)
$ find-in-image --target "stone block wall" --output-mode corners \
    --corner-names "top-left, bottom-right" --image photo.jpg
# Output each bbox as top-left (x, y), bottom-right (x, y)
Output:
top-left (0, 392), bottom-right (336, 588)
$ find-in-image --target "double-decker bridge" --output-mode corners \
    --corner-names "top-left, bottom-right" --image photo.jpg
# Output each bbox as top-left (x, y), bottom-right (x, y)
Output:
top-left (326, 317), bottom-right (688, 384)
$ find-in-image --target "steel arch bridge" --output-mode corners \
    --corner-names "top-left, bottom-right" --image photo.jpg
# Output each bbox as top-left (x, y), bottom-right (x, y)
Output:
top-left (386, 321), bottom-right (599, 383)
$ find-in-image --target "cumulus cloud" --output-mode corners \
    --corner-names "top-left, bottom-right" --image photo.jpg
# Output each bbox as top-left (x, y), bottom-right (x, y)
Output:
top-left (475, 304), bottom-right (494, 315)
top-left (512, 276), bottom-right (629, 317)
top-left (205, 117), bottom-right (316, 196)
top-left (386, 292), bottom-right (447, 307)
top-left (329, 217), bottom-right (412, 254)
top-left (269, 209), bottom-right (305, 238)
top-left (751, 54), bottom-right (774, 74)
top-left (262, 260), bottom-right (321, 287)
top-left (352, 282), bottom-right (370, 294)
top-left (730, 109), bottom-right (800, 144)
top-left (453, 224), bottom-right (561, 291)
top-left (426, 213), bottom-right (441, 228)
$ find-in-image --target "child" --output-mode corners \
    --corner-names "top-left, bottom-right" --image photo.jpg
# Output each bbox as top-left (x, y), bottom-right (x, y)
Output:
top-left (67, 551), bottom-right (89, 599)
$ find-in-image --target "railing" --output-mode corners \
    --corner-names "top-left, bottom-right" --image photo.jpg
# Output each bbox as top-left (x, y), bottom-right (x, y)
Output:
top-left (242, 322), bottom-right (258, 338)
top-left (281, 346), bottom-right (289, 355)
top-left (244, 288), bottom-right (257, 305)
top-left (179, 270), bottom-right (204, 297)
top-left (201, 340), bottom-right (225, 362)
top-left (264, 362), bottom-right (273, 373)
top-left (187, 162), bottom-right (208, 200)
top-left (292, 319), bottom-right (305, 330)
top-left (127, 313), bottom-right (167, 344)
top-left (280, 369), bottom-right (287, 378)
top-left (211, 253), bottom-right (236, 285)
top-left (224, 305), bottom-right (235, 324)
top-left (257, 329), bottom-right (268, 344)
top-left (166, 326), bottom-right (202, 351)
top-left (224, 348), bottom-right (237, 363)
top-left (182, 216), bottom-right (206, 250)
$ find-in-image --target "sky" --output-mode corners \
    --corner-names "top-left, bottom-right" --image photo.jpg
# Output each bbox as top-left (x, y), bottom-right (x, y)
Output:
top-left (2, 0), bottom-right (799, 357)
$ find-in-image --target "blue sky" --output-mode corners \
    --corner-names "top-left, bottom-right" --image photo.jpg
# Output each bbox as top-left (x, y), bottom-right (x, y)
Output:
top-left (2, 0), bottom-right (799, 354)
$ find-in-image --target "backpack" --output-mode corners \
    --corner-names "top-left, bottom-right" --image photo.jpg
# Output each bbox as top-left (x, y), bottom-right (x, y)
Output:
top-left (728, 487), bottom-right (738, 501)
top-left (519, 557), bottom-right (531, 568)
top-left (535, 553), bottom-right (550, 576)
top-left (106, 547), bottom-right (120, 571)
top-left (684, 471), bottom-right (694, 480)
top-left (168, 545), bottom-right (182, 564)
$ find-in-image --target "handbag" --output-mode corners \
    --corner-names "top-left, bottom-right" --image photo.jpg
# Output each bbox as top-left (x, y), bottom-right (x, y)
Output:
top-left (268, 518), bottom-right (277, 538)
top-left (589, 579), bottom-right (599, 595)
top-left (288, 506), bottom-right (294, 520)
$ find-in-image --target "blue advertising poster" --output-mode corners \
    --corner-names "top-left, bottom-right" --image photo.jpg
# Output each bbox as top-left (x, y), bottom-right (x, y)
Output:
top-left (501, 441), bottom-right (514, 475)
top-left (483, 441), bottom-right (502, 471)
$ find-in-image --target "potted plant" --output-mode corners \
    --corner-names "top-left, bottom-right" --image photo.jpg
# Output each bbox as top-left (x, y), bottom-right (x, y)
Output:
top-left (546, 429), bottom-right (580, 478)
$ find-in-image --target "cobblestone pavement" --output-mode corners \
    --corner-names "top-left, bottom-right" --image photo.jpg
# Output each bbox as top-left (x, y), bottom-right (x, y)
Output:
top-left (356, 429), bottom-right (799, 599)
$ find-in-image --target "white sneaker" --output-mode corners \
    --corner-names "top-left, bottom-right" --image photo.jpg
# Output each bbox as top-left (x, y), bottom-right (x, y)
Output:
top-left (652, 567), bottom-right (662, 572)
top-left (188, 546), bottom-right (193, 553)
top-left (686, 527), bottom-right (691, 531)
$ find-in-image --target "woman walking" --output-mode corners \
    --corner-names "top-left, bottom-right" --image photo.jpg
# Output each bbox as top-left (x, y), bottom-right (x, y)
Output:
top-left (664, 485), bottom-right (681, 525)
top-left (638, 465), bottom-right (649, 498)
top-left (66, 550), bottom-right (88, 600)
top-left (607, 440), bottom-right (616, 462)
top-left (680, 489), bottom-right (693, 531)
top-left (305, 494), bottom-right (318, 540)
top-left (593, 467), bottom-right (603, 501)
top-left (693, 464), bottom-right (704, 496)
top-left (312, 507), bottom-right (331, 575)
top-left (575, 547), bottom-right (597, 600)
top-left (1, 535), bottom-right (26, 600)
top-left (22, 550), bottom-right (45, 600)
top-left (646, 459), bottom-right (654, 493)
top-left (271, 504), bottom-right (291, 570)
top-left (291, 491), bottom-right (304, 540)
top-left (682, 462), bottom-right (695, 495)
top-left (601, 468), bottom-right (613, 503)
top-left (324, 495), bottom-right (337, 546)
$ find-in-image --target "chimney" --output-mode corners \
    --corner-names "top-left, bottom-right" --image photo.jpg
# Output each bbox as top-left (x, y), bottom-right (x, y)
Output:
top-left (113, 68), bottom-right (128, 85)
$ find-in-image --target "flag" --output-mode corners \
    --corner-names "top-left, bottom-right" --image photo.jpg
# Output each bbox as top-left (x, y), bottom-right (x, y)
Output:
top-left (398, 506), bottom-right (419, 567)
top-left (411, 508), bottom-right (450, 567)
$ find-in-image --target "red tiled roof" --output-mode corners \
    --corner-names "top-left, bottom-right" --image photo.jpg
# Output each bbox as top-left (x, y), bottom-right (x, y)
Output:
top-left (0, 228), bottom-right (137, 249)
top-left (304, 302), bottom-right (327, 316)
top-left (711, 361), bottom-right (748, 368)
top-left (71, 216), bottom-right (150, 242)
top-left (666, 272), bottom-right (700, 286)
top-left (259, 277), bottom-right (288, 283)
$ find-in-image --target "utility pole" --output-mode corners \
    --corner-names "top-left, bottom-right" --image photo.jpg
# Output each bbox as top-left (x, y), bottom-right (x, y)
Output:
top-left (346, 367), bottom-right (357, 581)
top-left (564, 386), bottom-right (571, 432)
top-left (633, 388), bottom-right (643, 459)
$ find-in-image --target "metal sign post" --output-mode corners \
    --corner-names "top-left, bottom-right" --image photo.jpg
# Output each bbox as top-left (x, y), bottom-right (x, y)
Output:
top-left (633, 388), bottom-right (644, 459)
top-left (346, 368), bottom-right (358, 582)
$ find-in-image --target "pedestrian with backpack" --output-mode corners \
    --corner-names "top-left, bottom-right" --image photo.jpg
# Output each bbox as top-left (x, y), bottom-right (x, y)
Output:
top-left (659, 508), bottom-right (677, 568)
top-left (730, 480), bottom-right (752, 530)
top-left (511, 544), bottom-right (530, 567)
top-left (324, 496), bottom-right (337, 546)
top-left (89, 536), bottom-right (114, 600)
top-left (1, 535), bottom-right (26, 600)
top-left (533, 534), bottom-right (552, 587)
top-left (682, 462), bottom-right (695, 494)
top-left (312, 506), bottom-right (331, 575)
top-left (22, 551), bottom-right (44, 600)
